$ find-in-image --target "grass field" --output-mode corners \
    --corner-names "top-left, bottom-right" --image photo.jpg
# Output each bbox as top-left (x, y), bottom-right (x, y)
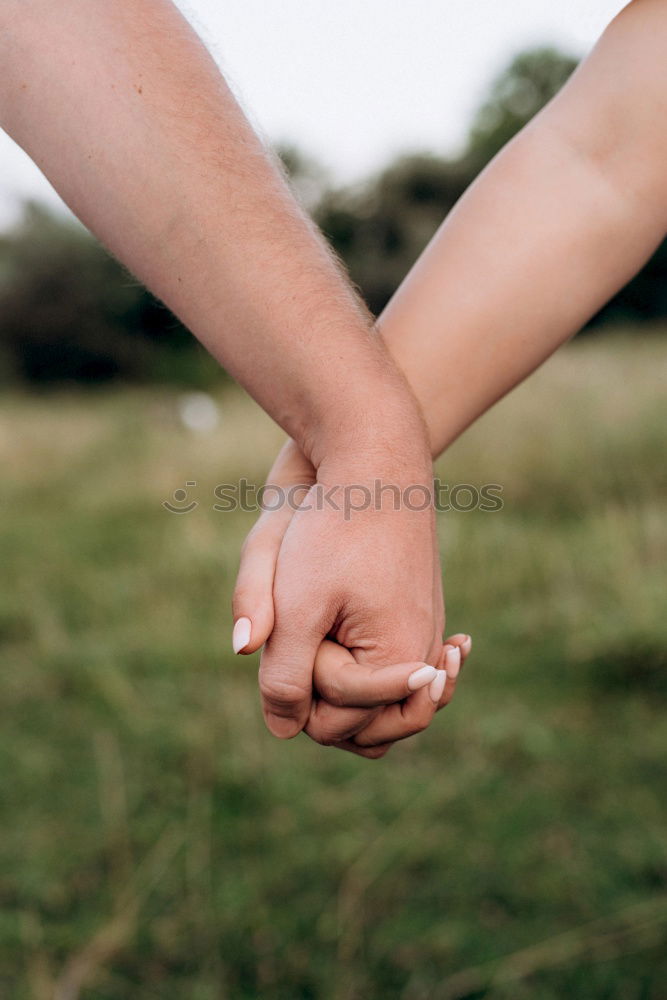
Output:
top-left (1, 333), bottom-right (666, 1000)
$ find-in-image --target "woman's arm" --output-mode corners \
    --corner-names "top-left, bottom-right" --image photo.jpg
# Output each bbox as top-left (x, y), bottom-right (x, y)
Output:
top-left (381, 0), bottom-right (667, 456)
top-left (235, 0), bottom-right (667, 753)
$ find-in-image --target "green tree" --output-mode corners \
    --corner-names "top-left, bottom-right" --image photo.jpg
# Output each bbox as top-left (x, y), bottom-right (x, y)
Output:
top-left (0, 44), bottom-right (662, 390)
top-left (466, 47), bottom-right (579, 170)
top-left (316, 154), bottom-right (470, 314)
top-left (314, 48), bottom-right (580, 315)
top-left (0, 203), bottom-right (220, 386)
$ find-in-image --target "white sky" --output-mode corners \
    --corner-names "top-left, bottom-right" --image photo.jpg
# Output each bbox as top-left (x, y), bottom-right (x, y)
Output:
top-left (0, 0), bottom-right (625, 228)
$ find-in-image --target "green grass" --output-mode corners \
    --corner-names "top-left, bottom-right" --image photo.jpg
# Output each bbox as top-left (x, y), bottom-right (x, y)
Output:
top-left (1, 332), bottom-right (666, 1000)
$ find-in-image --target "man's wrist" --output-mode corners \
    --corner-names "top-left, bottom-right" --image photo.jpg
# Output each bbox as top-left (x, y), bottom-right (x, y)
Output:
top-left (314, 404), bottom-right (434, 519)
top-left (305, 378), bottom-right (431, 482)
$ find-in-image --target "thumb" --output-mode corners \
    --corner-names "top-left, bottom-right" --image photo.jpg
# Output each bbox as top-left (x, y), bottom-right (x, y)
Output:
top-left (306, 639), bottom-right (438, 747)
top-left (231, 506), bottom-right (294, 655)
top-left (314, 639), bottom-right (438, 707)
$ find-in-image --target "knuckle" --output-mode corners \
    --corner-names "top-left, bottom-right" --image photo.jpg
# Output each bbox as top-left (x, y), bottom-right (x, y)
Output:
top-left (259, 674), bottom-right (309, 711)
top-left (313, 728), bottom-right (338, 748)
top-left (316, 676), bottom-right (346, 708)
top-left (308, 704), bottom-right (376, 746)
top-left (307, 718), bottom-right (349, 747)
top-left (411, 714), bottom-right (431, 735)
top-left (400, 709), bottom-right (432, 737)
top-left (305, 715), bottom-right (334, 747)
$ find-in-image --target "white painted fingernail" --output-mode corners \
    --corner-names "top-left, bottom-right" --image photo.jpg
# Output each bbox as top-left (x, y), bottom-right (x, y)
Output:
top-left (232, 617), bottom-right (252, 654)
top-left (461, 635), bottom-right (472, 656)
top-left (445, 645), bottom-right (461, 679)
top-left (407, 664), bottom-right (438, 691)
top-left (429, 670), bottom-right (447, 703)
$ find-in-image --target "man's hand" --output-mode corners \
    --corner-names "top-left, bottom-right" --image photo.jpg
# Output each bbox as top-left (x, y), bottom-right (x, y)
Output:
top-left (233, 437), bottom-right (470, 749)
top-left (0, 0), bottom-right (449, 743)
top-left (259, 455), bottom-right (441, 738)
top-left (235, 433), bottom-right (444, 738)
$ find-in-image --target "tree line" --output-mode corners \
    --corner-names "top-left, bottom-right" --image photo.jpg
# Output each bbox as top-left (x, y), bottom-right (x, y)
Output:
top-left (1, 47), bottom-right (665, 387)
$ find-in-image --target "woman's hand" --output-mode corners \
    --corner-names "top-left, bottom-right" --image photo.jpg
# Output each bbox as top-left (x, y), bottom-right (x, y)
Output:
top-left (233, 440), bottom-right (317, 655)
top-left (308, 635), bottom-right (471, 759)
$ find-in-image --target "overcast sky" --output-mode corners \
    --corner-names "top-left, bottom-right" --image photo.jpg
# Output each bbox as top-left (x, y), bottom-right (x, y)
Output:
top-left (0, 0), bottom-right (625, 228)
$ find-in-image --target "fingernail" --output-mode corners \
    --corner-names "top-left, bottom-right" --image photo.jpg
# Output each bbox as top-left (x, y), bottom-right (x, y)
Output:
top-left (265, 713), bottom-right (302, 739)
top-left (407, 664), bottom-right (438, 691)
top-left (445, 645), bottom-right (461, 679)
top-left (440, 643), bottom-right (454, 668)
top-left (461, 635), bottom-right (472, 656)
top-left (429, 670), bottom-right (447, 703)
top-left (232, 617), bottom-right (252, 654)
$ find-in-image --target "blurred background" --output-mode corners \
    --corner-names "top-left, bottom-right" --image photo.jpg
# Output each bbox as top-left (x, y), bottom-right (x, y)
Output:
top-left (1, 1), bottom-right (666, 997)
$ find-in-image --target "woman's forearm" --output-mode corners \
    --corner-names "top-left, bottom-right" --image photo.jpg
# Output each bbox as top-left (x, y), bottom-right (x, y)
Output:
top-left (0, 0), bottom-right (425, 470)
top-left (378, 0), bottom-right (667, 458)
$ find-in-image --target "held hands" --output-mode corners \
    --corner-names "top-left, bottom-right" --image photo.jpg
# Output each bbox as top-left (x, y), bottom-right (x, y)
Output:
top-left (307, 637), bottom-right (470, 758)
top-left (233, 438), bottom-right (472, 758)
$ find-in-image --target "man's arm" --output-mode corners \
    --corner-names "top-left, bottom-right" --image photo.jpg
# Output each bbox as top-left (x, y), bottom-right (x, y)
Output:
top-left (0, 0), bottom-right (424, 467)
top-left (0, 0), bottom-right (441, 738)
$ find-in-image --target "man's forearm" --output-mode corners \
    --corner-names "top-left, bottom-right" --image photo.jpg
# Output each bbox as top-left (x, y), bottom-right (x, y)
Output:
top-left (0, 0), bottom-right (425, 468)
top-left (378, 0), bottom-right (667, 457)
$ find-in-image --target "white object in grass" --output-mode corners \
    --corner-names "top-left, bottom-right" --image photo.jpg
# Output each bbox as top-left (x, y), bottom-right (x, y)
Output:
top-left (178, 392), bottom-right (220, 433)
